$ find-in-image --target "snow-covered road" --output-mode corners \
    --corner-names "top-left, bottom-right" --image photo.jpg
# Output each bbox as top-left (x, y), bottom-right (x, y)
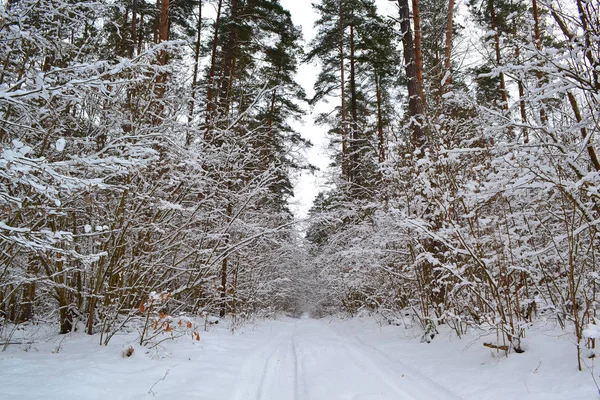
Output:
top-left (2, 316), bottom-right (598, 399)
top-left (232, 318), bottom-right (461, 400)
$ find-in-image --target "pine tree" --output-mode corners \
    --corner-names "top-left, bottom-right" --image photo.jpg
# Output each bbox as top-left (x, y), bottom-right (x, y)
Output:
top-left (308, 0), bottom-right (399, 192)
top-left (199, 0), bottom-right (308, 317)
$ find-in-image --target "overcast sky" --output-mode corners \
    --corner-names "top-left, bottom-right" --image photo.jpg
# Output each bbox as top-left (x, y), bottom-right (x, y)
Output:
top-left (281, 0), bottom-right (396, 220)
top-left (280, 0), bottom-right (326, 221)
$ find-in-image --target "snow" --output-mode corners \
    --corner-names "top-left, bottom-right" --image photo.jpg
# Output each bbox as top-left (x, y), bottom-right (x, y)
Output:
top-left (583, 322), bottom-right (600, 340)
top-left (0, 221), bottom-right (30, 233)
top-left (55, 138), bottom-right (66, 152)
top-left (2, 149), bottom-right (15, 161)
top-left (1, 317), bottom-right (598, 399)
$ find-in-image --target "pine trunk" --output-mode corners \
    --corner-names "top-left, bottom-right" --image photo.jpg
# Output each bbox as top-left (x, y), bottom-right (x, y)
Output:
top-left (411, 0), bottom-right (425, 103)
top-left (443, 0), bottom-right (455, 90)
top-left (375, 74), bottom-right (385, 164)
top-left (218, 0), bottom-right (240, 116)
top-left (129, 0), bottom-right (137, 58)
top-left (339, 0), bottom-right (348, 180)
top-left (205, 0), bottom-right (223, 137)
top-left (220, 202), bottom-right (233, 317)
top-left (531, 0), bottom-right (547, 124)
top-left (187, 0), bottom-right (202, 145)
top-left (489, 0), bottom-right (509, 108)
top-left (397, 0), bottom-right (426, 149)
top-left (349, 23), bottom-right (359, 182)
top-left (153, 0), bottom-right (170, 124)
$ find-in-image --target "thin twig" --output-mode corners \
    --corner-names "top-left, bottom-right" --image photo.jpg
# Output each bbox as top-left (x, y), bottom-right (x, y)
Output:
top-left (148, 369), bottom-right (170, 396)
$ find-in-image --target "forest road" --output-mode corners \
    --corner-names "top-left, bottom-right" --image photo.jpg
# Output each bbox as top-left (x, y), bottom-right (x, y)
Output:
top-left (231, 318), bottom-right (463, 400)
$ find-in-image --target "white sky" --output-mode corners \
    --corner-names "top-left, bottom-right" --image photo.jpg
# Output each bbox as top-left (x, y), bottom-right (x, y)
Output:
top-left (280, 0), bottom-right (328, 221)
top-left (283, 0), bottom-right (396, 220)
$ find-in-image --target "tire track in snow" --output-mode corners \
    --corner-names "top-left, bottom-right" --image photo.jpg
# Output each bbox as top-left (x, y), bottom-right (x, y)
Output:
top-left (315, 321), bottom-right (422, 399)
top-left (293, 319), bottom-right (411, 399)
top-left (329, 322), bottom-right (464, 400)
top-left (233, 319), bottom-right (463, 400)
top-left (231, 333), bottom-right (283, 400)
top-left (343, 337), bottom-right (463, 400)
top-left (291, 332), bottom-right (304, 400)
top-left (232, 324), bottom-right (300, 400)
top-left (255, 340), bottom-right (284, 400)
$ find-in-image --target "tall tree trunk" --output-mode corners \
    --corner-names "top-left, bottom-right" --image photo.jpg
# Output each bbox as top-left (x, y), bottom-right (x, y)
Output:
top-left (217, 0), bottom-right (240, 116)
top-left (514, 45), bottom-right (528, 143)
top-left (489, 0), bottom-right (510, 113)
top-left (19, 261), bottom-right (36, 323)
top-left (219, 254), bottom-right (228, 317)
top-left (153, 0), bottom-right (170, 124)
top-left (375, 74), bottom-right (385, 164)
top-left (267, 85), bottom-right (277, 141)
top-left (154, 0), bottom-right (160, 44)
top-left (137, 13), bottom-right (144, 56)
top-left (339, 0), bottom-right (348, 180)
top-left (443, 0), bottom-right (455, 90)
top-left (349, 23), bottom-right (359, 182)
top-left (398, 0), bottom-right (426, 149)
top-left (220, 202), bottom-right (233, 317)
top-left (158, 0), bottom-right (170, 61)
top-left (126, 1), bottom-right (140, 132)
top-left (129, 0), bottom-right (137, 58)
top-left (411, 0), bottom-right (425, 104)
top-left (205, 0), bottom-right (223, 138)
top-left (263, 84), bottom-right (278, 169)
top-left (531, 0), bottom-right (547, 124)
top-left (55, 254), bottom-right (73, 334)
top-left (187, 0), bottom-right (202, 145)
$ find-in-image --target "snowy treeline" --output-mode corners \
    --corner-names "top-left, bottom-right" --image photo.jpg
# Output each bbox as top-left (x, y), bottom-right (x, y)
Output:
top-left (1, 0), bottom-right (599, 372)
top-left (0, 0), bottom-right (309, 342)
top-left (305, 0), bottom-right (600, 369)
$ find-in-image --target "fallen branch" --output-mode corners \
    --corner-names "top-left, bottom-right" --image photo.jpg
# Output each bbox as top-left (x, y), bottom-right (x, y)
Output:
top-left (0, 342), bottom-right (34, 346)
top-left (483, 342), bottom-right (509, 351)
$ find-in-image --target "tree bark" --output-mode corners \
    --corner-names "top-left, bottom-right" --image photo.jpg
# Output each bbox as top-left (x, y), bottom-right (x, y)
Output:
top-left (375, 74), bottom-right (385, 164)
top-left (152, 0), bottom-right (170, 124)
top-left (489, 1), bottom-right (508, 106)
top-left (412, 0), bottom-right (425, 104)
top-left (19, 261), bottom-right (36, 323)
top-left (205, 0), bottom-right (223, 138)
top-left (397, 0), bottom-right (426, 149)
top-left (158, 0), bottom-right (170, 60)
top-left (339, 0), bottom-right (348, 179)
top-left (349, 22), bottom-right (359, 182)
top-left (129, 0), bottom-right (137, 58)
top-left (489, 0), bottom-right (513, 139)
top-left (217, 0), bottom-right (240, 116)
top-left (220, 202), bottom-right (233, 317)
top-left (137, 13), bottom-right (144, 56)
top-left (187, 0), bottom-right (202, 145)
top-left (443, 0), bottom-right (455, 90)
top-left (531, 0), bottom-right (547, 124)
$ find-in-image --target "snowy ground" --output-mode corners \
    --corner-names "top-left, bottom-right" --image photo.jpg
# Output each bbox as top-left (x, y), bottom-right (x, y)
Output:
top-left (1, 316), bottom-right (599, 399)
